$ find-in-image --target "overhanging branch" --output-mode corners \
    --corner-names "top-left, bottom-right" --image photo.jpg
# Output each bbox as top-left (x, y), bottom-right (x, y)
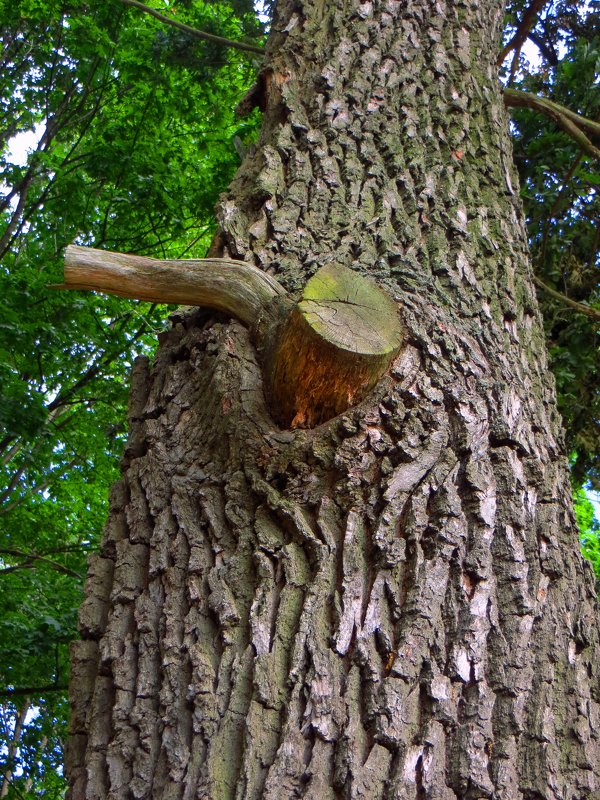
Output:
top-left (497, 0), bottom-right (549, 66)
top-left (116, 0), bottom-right (265, 56)
top-left (0, 548), bottom-right (84, 579)
top-left (0, 685), bottom-right (68, 699)
top-left (534, 276), bottom-right (600, 324)
top-left (503, 88), bottom-right (600, 160)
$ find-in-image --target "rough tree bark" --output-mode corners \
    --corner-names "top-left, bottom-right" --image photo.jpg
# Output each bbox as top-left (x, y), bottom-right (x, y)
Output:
top-left (67, 0), bottom-right (600, 798)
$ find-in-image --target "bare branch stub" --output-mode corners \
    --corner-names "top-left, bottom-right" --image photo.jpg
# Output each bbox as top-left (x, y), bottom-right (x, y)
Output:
top-left (61, 248), bottom-right (403, 428)
top-left (63, 245), bottom-right (285, 326)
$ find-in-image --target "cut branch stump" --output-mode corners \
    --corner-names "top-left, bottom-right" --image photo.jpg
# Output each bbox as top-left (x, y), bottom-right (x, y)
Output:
top-left (263, 263), bottom-right (403, 427)
top-left (60, 246), bottom-right (403, 428)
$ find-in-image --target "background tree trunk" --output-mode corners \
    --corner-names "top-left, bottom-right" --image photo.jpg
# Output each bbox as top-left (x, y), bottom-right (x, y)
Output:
top-left (1, 699), bottom-right (30, 798)
top-left (67, 0), bottom-right (600, 797)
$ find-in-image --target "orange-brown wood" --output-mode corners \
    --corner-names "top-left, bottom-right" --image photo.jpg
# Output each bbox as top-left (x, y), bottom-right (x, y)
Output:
top-left (263, 264), bottom-right (403, 428)
top-left (60, 248), bottom-right (402, 428)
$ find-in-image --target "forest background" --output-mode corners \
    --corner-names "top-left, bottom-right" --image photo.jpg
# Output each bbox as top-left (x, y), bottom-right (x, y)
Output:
top-left (0, 0), bottom-right (598, 794)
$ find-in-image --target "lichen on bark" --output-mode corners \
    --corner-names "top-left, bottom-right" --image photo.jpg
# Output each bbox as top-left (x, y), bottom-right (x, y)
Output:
top-left (67, 0), bottom-right (600, 798)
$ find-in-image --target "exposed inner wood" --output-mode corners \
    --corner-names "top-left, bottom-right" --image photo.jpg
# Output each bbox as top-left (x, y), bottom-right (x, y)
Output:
top-left (265, 263), bottom-right (403, 427)
top-left (62, 247), bottom-right (403, 428)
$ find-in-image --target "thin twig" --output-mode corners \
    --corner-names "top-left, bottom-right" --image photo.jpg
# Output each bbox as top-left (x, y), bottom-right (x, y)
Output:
top-left (0, 548), bottom-right (84, 579)
top-left (0, 699), bottom-right (30, 798)
top-left (0, 457), bottom-right (78, 517)
top-left (538, 150), bottom-right (583, 272)
top-left (1, 441), bottom-right (23, 469)
top-left (116, 0), bottom-right (265, 56)
top-left (504, 88), bottom-right (600, 160)
top-left (497, 0), bottom-right (549, 65)
top-left (534, 276), bottom-right (600, 324)
top-left (0, 686), bottom-right (67, 699)
top-left (507, 43), bottom-right (523, 86)
top-left (589, 222), bottom-right (600, 271)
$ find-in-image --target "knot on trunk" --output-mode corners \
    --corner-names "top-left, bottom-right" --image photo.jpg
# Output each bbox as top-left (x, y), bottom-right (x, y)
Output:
top-left (60, 246), bottom-right (403, 428)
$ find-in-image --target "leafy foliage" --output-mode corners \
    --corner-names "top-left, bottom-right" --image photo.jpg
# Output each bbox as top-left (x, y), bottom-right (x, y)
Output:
top-left (0, 695), bottom-right (68, 799)
top-left (503, 0), bottom-right (600, 487)
top-left (0, 0), bottom-right (262, 792)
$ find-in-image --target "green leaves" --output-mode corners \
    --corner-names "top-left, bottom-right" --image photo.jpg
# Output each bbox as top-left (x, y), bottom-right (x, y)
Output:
top-left (0, 0), bottom-right (262, 791)
top-left (574, 485), bottom-right (600, 583)
top-left (503, 0), bottom-right (600, 485)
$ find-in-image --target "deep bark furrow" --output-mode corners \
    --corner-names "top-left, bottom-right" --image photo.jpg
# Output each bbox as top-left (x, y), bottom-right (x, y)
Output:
top-left (69, 303), bottom-right (600, 798)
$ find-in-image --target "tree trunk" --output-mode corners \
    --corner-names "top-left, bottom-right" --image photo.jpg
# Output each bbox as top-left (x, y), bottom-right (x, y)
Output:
top-left (1, 699), bottom-right (30, 797)
top-left (67, 0), bottom-right (600, 798)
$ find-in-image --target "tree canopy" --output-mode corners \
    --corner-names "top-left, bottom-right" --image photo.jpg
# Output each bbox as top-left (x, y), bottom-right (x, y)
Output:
top-left (0, 0), bottom-right (598, 794)
top-left (505, 0), bottom-right (600, 486)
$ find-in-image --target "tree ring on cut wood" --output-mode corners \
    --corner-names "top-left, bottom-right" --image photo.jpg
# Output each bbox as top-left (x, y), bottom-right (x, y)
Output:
top-left (264, 263), bottom-right (403, 429)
